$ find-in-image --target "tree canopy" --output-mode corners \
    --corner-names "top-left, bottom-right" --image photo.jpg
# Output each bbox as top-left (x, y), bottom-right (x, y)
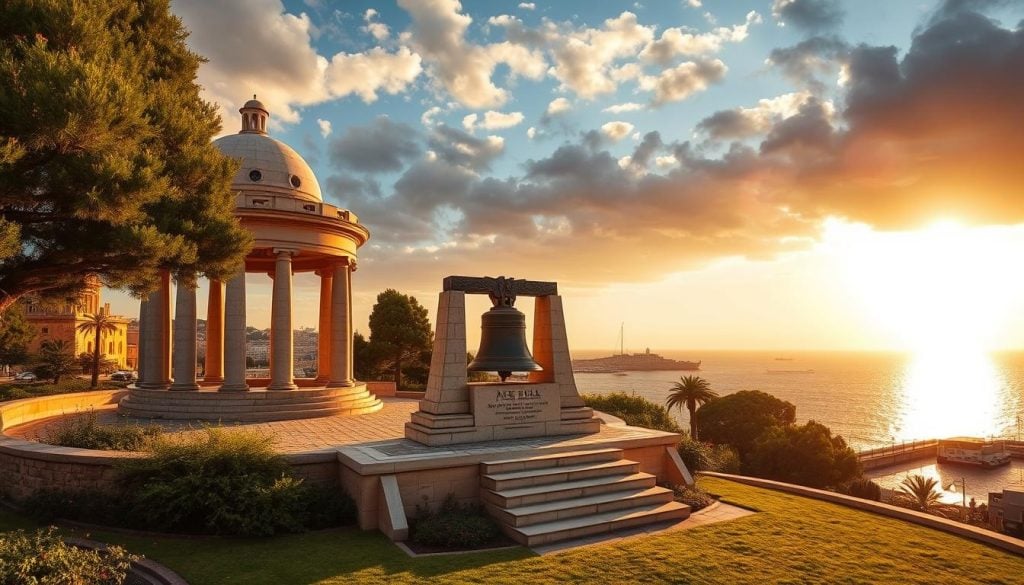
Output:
top-left (0, 305), bottom-right (34, 367)
top-left (743, 420), bottom-right (861, 489)
top-left (0, 0), bottom-right (252, 312)
top-left (695, 390), bottom-right (796, 458)
top-left (367, 289), bottom-right (432, 389)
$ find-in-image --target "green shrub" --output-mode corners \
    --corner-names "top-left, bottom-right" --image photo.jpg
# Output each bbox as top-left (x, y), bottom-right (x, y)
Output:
top-left (113, 428), bottom-right (355, 535)
top-left (840, 478), bottom-right (883, 501)
top-left (582, 392), bottom-right (683, 433)
top-left (744, 420), bottom-right (861, 489)
top-left (40, 410), bottom-right (162, 451)
top-left (711, 444), bottom-right (742, 474)
top-left (302, 482), bottom-right (358, 530)
top-left (0, 377), bottom-right (118, 402)
top-left (0, 527), bottom-right (136, 585)
top-left (676, 435), bottom-right (742, 473)
top-left (677, 434), bottom-right (716, 471)
top-left (695, 390), bottom-right (796, 458)
top-left (412, 495), bottom-right (500, 549)
top-left (23, 488), bottom-right (127, 525)
top-left (671, 484), bottom-right (715, 511)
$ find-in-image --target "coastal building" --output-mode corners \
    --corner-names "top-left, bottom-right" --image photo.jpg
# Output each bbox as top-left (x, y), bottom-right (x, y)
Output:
top-left (22, 277), bottom-right (132, 369)
top-left (937, 437), bottom-right (1011, 468)
top-left (988, 487), bottom-right (1024, 536)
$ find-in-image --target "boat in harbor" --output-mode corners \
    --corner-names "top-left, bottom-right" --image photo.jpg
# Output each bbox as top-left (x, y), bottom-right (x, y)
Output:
top-left (937, 437), bottom-right (1011, 468)
top-left (572, 324), bottom-right (700, 373)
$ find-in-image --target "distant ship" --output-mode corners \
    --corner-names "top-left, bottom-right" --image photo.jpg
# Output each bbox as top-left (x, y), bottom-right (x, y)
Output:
top-left (572, 324), bottom-right (700, 373)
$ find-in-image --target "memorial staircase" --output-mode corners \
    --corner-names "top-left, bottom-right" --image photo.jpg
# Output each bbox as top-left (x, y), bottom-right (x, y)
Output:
top-left (480, 448), bottom-right (690, 547)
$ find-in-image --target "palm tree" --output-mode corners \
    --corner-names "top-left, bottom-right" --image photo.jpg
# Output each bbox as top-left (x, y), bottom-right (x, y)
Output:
top-left (38, 339), bottom-right (76, 384)
top-left (898, 474), bottom-right (943, 512)
top-left (666, 375), bottom-right (718, 439)
top-left (77, 310), bottom-right (117, 388)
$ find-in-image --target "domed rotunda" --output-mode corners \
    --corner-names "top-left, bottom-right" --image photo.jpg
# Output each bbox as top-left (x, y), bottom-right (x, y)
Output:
top-left (120, 98), bottom-right (382, 421)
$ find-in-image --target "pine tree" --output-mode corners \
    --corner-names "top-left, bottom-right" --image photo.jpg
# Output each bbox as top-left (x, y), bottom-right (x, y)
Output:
top-left (368, 290), bottom-right (432, 389)
top-left (0, 0), bottom-right (252, 313)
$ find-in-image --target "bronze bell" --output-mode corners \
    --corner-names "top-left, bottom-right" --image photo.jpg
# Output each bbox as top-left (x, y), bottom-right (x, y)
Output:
top-left (468, 305), bottom-right (543, 382)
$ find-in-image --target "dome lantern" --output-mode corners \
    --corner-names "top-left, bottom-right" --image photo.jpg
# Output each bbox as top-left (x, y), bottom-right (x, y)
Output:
top-left (239, 94), bottom-right (269, 135)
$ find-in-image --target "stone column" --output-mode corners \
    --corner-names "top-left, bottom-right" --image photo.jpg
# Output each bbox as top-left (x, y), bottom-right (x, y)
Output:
top-left (327, 261), bottom-right (354, 387)
top-left (136, 295), bottom-right (148, 385)
top-left (161, 270), bottom-right (172, 385)
top-left (204, 280), bottom-right (224, 383)
top-left (220, 272), bottom-right (249, 392)
top-left (316, 268), bottom-right (333, 382)
top-left (170, 282), bottom-right (199, 391)
top-left (138, 271), bottom-right (171, 389)
top-left (268, 250), bottom-right (297, 391)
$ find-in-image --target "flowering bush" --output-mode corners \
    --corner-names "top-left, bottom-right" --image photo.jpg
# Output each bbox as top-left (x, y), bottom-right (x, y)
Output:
top-left (0, 527), bottom-right (135, 585)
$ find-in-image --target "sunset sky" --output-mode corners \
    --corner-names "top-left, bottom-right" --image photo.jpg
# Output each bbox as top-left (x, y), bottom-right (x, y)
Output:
top-left (105, 0), bottom-right (1024, 352)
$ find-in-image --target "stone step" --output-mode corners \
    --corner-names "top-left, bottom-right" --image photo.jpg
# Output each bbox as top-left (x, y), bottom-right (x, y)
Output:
top-left (119, 398), bottom-right (383, 422)
top-left (481, 459), bottom-right (640, 491)
top-left (128, 386), bottom-right (371, 400)
top-left (485, 486), bottom-right (675, 528)
top-left (480, 448), bottom-right (624, 475)
top-left (481, 472), bottom-right (657, 508)
top-left (560, 406), bottom-right (596, 420)
top-left (122, 389), bottom-right (373, 406)
top-left (502, 501), bottom-right (691, 547)
top-left (120, 394), bottom-right (380, 414)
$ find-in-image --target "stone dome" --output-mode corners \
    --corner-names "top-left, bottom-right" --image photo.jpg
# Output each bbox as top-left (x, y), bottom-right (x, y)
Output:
top-left (212, 98), bottom-right (323, 203)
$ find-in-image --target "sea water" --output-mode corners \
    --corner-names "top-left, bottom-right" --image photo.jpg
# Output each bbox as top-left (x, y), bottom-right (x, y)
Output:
top-left (573, 349), bottom-right (1024, 450)
top-left (574, 350), bottom-right (1024, 502)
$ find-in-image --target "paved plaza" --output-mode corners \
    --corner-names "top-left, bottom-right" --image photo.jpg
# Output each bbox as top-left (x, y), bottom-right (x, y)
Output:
top-left (7, 397), bottom-right (422, 453)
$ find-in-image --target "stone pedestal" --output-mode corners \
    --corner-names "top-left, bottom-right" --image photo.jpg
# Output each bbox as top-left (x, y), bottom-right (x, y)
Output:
top-left (405, 279), bottom-right (599, 447)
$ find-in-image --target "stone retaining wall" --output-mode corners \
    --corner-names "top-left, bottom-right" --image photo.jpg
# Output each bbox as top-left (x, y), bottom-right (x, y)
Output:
top-left (0, 390), bottom-right (137, 500)
top-left (700, 471), bottom-right (1024, 557)
top-left (0, 390), bottom-right (345, 501)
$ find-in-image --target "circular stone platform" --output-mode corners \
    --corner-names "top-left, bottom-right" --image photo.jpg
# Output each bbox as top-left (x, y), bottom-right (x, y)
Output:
top-left (117, 384), bottom-right (382, 422)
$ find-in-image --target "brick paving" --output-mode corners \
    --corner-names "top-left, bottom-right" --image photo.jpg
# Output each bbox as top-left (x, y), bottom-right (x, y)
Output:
top-left (7, 398), bottom-right (422, 453)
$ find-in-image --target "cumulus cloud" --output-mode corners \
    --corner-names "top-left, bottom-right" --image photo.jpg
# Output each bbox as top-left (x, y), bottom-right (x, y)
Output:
top-left (603, 102), bottom-right (645, 113)
top-left (546, 97), bottom-right (572, 116)
top-left (398, 0), bottom-right (546, 108)
top-left (325, 47), bottom-right (422, 103)
top-left (316, 118), bottom-right (332, 138)
top-left (463, 111), bottom-right (525, 132)
top-left (363, 8), bottom-right (390, 41)
top-left (640, 59), bottom-right (727, 105)
top-left (427, 125), bottom-right (506, 170)
top-left (771, 0), bottom-right (844, 32)
top-left (174, 0), bottom-right (328, 126)
top-left (766, 35), bottom-right (849, 93)
top-left (638, 11), bottom-right (761, 64)
top-left (518, 2), bottom-right (535, 9)
top-left (328, 116), bottom-right (421, 173)
top-left (547, 12), bottom-right (655, 99)
top-left (600, 121), bottom-right (635, 141)
top-left (174, 0), bottom-right (422, 131)
top-left (339, 5), bottom-right (1024, 294)
top-left (696, 91), bottom-right (823, 140)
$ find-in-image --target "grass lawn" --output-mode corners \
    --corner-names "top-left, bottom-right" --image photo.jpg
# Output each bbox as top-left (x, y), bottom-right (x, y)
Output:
top-left (3, 476), bottom-right (1022, 584)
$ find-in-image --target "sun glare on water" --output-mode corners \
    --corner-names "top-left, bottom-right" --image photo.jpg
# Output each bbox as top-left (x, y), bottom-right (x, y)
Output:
top-left (827, 219), bottom-right (1024, 440)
